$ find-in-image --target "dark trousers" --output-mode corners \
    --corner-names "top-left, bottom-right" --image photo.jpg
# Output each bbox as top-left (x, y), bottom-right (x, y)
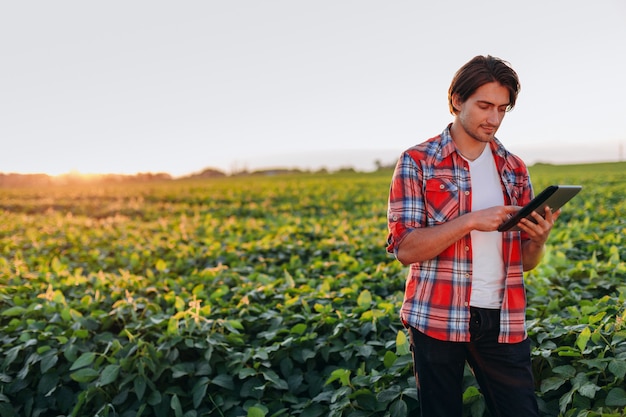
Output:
top-left (408, 307), bottom-right (539, 417)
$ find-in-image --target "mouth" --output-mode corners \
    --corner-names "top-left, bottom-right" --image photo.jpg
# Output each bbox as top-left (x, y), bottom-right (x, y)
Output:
top-left (481, 125), bottom-right (497, 134)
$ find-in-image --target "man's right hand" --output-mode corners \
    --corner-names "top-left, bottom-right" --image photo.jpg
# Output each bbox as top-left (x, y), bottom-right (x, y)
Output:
top-left (470, 205), bottom-right (521, 232)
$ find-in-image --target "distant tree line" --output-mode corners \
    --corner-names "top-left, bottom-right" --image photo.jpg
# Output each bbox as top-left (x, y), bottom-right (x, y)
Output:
top-left (0, 159), bottom-right (399, 187)
top-left (0, 172), bottom-right (172, 187)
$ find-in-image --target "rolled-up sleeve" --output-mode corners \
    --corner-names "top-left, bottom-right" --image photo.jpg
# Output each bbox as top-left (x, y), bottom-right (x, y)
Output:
top-left (386, 152), bottom-right (425, 255)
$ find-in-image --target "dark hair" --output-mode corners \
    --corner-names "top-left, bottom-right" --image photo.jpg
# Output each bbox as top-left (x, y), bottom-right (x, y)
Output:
top-left (448, 55), bottom-right (521, 115)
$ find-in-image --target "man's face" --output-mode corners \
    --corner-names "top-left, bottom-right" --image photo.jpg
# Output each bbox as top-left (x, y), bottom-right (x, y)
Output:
top-left (453, 81), bottom-right (510, 144)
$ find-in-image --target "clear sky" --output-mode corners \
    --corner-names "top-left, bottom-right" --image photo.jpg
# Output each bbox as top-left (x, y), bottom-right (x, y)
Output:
top-left (2, 1), bottom-right (625, 177)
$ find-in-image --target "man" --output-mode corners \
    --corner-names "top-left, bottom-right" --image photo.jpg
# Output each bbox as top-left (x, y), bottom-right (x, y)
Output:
top-left (386, 55), bottom-right (559, 417)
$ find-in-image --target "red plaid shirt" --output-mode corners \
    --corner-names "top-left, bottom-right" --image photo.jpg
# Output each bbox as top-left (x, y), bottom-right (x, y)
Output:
top-left (387, 126), bottom-right (534, 343)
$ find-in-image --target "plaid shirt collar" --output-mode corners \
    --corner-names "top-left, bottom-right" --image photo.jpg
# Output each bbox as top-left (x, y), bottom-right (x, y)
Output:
top-left (435, 124), bottom-right (510, 165)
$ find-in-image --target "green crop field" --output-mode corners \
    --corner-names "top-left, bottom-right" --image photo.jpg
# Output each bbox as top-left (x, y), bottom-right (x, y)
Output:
top-left (1, 162), bottom-right (625, 417)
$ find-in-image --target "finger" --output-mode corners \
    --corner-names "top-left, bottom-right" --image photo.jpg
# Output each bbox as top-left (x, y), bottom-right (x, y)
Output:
top-left (542, 207), bottom-right (563, 228)
top-left (516, 218), bottom-right (537, 235)
top-left (520, 216), bottom-right (540, 230)
top-left (527, 211), bottom-right (544, 224)
top-left (504, 205), bottom-right (522, 214)
top-left (543, 206), bottom-right (553, 218)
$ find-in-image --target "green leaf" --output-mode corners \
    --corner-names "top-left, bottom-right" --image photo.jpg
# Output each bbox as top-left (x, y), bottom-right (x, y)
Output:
top-left (172, 363), bottom-right (193, 378)
top-left (292, 347), bottom-right (316, 363)
top-left (471, 397), bottom-right (486, 416)
top-left (211, 374), bottom-right (234, 390)
top-left (353, 390), bottom-right (378, 411)
top-left (326, 368), bottom-right (351, 387)
top-left (4, 346), bottom-right (21, 368)
top-left (170, 394), bottom-right (183, 417)
top-left (247, 406), bottom-right (267, 417)
top-left (69, 352), bottom-right (96, 371)
top-left (155, 259), bottom-right (168, 272)
top-left (377, 385), bottom-right (401, 403)
top-left (402, 386), bottom-right (419, 401)
top-left (287, 373), bottom-right (304, 392)
top-left (224, 319), bottom-right (244, 333)
top-left (147, 390), bottom-right (162, 406)
top-left (1, 306), bottom-right (26, 317)
top-left (356, 344), bottom-right (375, 358)
top-left (609, 359), bottom-right (626, 379)
top-left (40, 351), bottom-right (58, 374)
top-left (261, 369), bottom-right (288, 390)
top-left (395, 330), bottom-right (410, 356)
top-left (383, 350), bottom-right (397, 368)
top-left (389, 399), bottom-right (407, 417)
top-left (552, 365), bottom-right (576, 378)
top-left (299, 404), bottom-right (325, 417)
top-left (51, 257), bottom-right (66, 273)
top-left (192, 377), bottom-right (209, 409)
top-left (134, 376), bottom-right (147, 401)
top-left (253, 348), bottom-right (270, 362)
top-left (167, 317), bottom-right (180, 335)
top-left (462, 386), bottom-right (481, 403)
top-left (239, 368), bottom-right (257, 379)
top-left (37, 372), bottom-right (59, 396)
top-left (283, 270), bottom-right (295, 288)
top-left (588, 311), bottom-right (606, 325)
top-left (578, 382), bottom-right (601, 399)
top-left (73, 329), bottom-right (89, 339)
top-left (579, 358), bottom-right (607, 372)
top-left (540, 377), bottom-right (567, 393)
top-left (556, 347), bottom-right (581, 357)
top-left (70, 368), bottom-right (99, 383)
top-left (606, 388), bottom-right (626, 406)
top-left (357, 290), bottom-right (372, 308)
top-left (97, 364), bottom-right (120, 386)
top-left (559, 389), bottom-right (574, 414)
top-left (291, 323), bottom-right (307, 335)
top-left (608, 244), bottom-right (621, 263)
top-left (576, 326), bottom-right (591, 351)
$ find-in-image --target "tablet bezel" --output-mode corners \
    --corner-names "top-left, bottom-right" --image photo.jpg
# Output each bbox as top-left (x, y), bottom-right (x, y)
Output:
top-left (497, 185), bottom-right (582, 232)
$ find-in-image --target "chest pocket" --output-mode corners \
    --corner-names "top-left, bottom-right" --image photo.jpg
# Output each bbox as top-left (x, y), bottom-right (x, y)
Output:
top-left (508, 186), bottom-right (524, 206)
top-left (502, 169), bottom-right (527, 206)
top-left (424, 178), bottom-right (459, 225)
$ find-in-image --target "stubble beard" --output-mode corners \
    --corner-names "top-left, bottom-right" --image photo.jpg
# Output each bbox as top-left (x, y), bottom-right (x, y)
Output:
top-left (460, 118), bottom-right (498, 144)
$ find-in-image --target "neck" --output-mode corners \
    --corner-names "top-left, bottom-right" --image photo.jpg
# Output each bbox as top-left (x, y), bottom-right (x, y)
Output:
top-left (450, 122), bottom-right (488, 161)
top-left (457, 146), bottom-right (485, 161)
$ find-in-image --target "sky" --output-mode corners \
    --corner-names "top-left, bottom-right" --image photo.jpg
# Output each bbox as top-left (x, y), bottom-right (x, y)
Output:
top-left (2, 1), bottom-right (625, 177)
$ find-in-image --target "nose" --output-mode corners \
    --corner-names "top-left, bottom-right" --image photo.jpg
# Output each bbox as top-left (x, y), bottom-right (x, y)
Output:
top-left (487, 108), bottom-right (501, 126)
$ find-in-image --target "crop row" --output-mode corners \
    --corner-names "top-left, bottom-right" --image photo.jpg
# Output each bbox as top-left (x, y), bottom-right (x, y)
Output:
top-left (1, 165), bottom-right (626, 416)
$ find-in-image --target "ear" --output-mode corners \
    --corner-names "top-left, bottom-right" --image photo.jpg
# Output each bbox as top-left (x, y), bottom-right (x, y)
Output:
top-left (451, 93), bottom-right (463, 113)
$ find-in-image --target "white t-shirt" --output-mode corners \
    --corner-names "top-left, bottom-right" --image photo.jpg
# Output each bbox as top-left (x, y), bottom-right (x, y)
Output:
top-left (463, 146), bottom-right (505, 308)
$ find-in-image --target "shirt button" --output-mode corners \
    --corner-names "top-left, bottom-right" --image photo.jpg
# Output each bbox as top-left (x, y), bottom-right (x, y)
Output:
top-left (465, 273), bottom-right (470, 278)
top-left (465, 246), bottom-right (470, 251)
top-left (464, 302), bottom-right (469, 307)
top-left (439, 184), bottom-right (445, 189)
top-left (464, 191), bottom-right (470, 196)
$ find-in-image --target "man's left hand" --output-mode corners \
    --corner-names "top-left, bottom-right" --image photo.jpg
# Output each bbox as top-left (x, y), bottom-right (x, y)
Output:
top-left (518, 206), bottom-right (561, 245)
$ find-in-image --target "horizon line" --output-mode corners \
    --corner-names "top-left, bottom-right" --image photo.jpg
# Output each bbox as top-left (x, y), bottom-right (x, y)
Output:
top-left (1, 157), bottom-right (624, 180)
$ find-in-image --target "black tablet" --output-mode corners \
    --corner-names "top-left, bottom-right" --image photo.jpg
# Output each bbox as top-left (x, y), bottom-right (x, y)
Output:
top-left (498, 185), bottom-right (582, 232)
